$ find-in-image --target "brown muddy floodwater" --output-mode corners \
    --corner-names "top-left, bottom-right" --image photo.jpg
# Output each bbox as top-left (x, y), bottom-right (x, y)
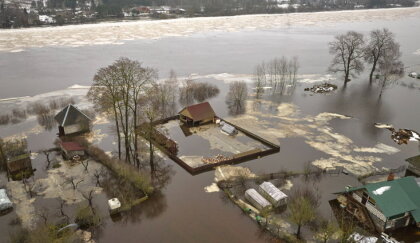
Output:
top-left (1, 8), bottom-right (420, 243)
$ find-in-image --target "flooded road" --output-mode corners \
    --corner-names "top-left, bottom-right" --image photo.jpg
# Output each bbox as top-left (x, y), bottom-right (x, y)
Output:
top-left (1, 8), bottom-right (420, 243)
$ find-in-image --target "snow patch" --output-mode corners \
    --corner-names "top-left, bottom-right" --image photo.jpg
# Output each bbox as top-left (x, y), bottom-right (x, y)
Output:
top-left (372, 186), bottom-right (391, 195)
top-left (204, 183), bottom-right (220, 193)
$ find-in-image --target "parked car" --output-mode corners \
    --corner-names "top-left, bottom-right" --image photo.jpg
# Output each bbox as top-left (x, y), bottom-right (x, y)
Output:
top-left (408, 72), bottom-right (417, 78)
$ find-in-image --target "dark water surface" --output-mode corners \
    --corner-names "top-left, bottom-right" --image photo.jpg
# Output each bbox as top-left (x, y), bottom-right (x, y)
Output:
top-left (1, 13), bottom-right (420, 243)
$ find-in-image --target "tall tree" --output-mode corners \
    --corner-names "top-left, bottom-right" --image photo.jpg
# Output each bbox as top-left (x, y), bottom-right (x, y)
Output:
top-left (329, 31), bottom-right (365, 84)
top-left (364, 28), bottom-right (400, 83)
top-left (376, 41), bottom-right (403, 97)
top-left (88, 57), bottom-right (156, 163)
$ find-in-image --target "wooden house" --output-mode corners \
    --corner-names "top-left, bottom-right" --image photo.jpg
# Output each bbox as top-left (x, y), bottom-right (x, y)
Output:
top-left (55, 104), bottom-right (91, 136)
top-left (335, 176), bottom-right (420, 232)
top-left (6, 153), bottom-right (33, 180)
top-left (60, 141), bottom-right (86, 160)
top-left (178, 102), bottom-right (216, 126)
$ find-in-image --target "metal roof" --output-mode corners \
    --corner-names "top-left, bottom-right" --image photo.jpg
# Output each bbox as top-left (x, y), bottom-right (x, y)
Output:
top-left (344, 176), bottom-right (420, 221)
top-left (221, 124), bottom-right (236, 135)
top-left (55, 104), bottom-right (91, 127)
top-left (179, 102), bottom-right (216, 121)
top-left (259, 182), bottom-right (288, 201)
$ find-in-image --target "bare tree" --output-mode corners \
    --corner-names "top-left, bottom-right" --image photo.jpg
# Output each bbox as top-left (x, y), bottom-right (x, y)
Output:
top-left (315, 217), bottom-right (338, 243)
top-left (329, 31), bottom-right (365, 84)
top-left (88, 57), bottom-right (156, 163)
top-left (36, 207), bottom-right (49, 225)
top-left (93, 168), bottom-right (106, 187)
top-left (57, 198), bottom-right (70, 224)
top-left (226, 81), bottom-right (248, 116)
top-left (81, 159), bottom-right (89, 172)
top-left (65, 176), bottom-right (84, 190)
top-left (41, 149), bottom-right (52, 169)
top-left (364, 28), bottom-right (400, 84)
top-left (254, 63), bottom-right (266, 98)
top-left (81, 189), bottom-right (95, 210)
top-left (376, 40), bottom-right (403, 97)
top-left (22, 175), bottom-right (35, 198)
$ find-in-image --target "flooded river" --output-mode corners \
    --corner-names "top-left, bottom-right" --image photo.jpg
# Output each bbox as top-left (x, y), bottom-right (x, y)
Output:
top-left (1, 7), bottom-right (420, 243)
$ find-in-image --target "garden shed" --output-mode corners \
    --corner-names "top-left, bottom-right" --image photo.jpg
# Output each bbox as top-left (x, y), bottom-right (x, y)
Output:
top-left (6, 153), bottom-right (33, 180)
top-left (60, 141), bottom-right (86, 160)
top-left (179, 102), bottom-right (216, 126)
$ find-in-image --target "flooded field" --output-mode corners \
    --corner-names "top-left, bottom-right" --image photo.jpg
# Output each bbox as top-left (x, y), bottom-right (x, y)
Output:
top-left (1, 7), bottom-right (420, 243)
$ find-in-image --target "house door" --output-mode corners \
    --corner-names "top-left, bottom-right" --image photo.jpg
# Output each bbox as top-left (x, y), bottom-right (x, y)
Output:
top-left (361, 192), bottom-right (368, 205)
top-left (58, 126), bottom-right (65, 136)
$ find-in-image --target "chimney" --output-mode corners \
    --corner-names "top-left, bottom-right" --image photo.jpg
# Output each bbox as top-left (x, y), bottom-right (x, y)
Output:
top-left (387, 172), bottom-right (395, 181)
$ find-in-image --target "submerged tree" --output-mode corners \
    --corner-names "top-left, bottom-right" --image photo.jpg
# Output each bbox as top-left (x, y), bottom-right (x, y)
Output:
top-left (376, 42), bottom-right (404, 97)
top-left (364, 28), bottom-right (401, 83)
top-left (329, 31), bottom-right (365, 84)
top-left (226, 81), bottom-right (248, 116)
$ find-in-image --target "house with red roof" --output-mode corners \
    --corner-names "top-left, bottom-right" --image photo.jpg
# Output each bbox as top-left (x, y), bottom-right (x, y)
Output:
top-left (178, 102), bottom-right (216, 126)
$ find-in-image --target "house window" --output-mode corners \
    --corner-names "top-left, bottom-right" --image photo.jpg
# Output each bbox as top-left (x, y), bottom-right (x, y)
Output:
top-left (368, 197), bottom-right (376, 206)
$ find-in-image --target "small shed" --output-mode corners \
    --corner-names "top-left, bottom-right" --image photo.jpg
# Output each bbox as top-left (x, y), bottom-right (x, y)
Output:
top-left (245, 188), bottom-right (271, 211)
top-left (258, 181), bottom-right (288, 207)
top-left (221, 123), bottom-right (237, 136)
top-left (0, 189), bottom-right (13, 212)
top-left (179, 102), bottom-right (216, 126)
top-left (60, 141), bottom-right (85, 160)
top-left (108, 198), bottom-right (121, 211)
top-left (55, 104), bottom-right (91, 136)
top-left (6, 153), bottom-right (33, 180)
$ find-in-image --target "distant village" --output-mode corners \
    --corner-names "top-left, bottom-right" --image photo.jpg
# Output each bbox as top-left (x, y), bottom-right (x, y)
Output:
top-left (1, 0), bottom-right (418, 28)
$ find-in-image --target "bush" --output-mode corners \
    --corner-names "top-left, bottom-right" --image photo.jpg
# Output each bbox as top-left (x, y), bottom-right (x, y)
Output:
top-left (75, 207), bottom-right (100, 229)
top-left (87, 146), bottom-right (154, 195)
top-left (0, 114), bottom-right (11, 125)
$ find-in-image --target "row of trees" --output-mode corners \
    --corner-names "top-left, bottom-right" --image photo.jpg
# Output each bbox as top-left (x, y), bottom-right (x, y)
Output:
top-left (254, 56), bottom-right (300, 98)
top-left (88, 58), bottom-right (220, 171)
top-left (329, 28), bottom-right (403, 96)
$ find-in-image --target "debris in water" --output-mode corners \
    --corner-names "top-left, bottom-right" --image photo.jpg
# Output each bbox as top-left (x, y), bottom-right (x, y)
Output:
top-left (374, 122), bottom-right (393, 129)
top-left (387, 128), bottom-right (420, 145)
top-left (304, 83), bottom-right (337, 93)
top-left (202, 154), bottom-right (232, 164)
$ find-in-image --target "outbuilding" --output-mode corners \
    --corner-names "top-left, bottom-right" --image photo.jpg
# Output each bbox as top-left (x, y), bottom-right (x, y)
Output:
top-left (6, 153), bottom-right (33, 180)
top-left (221, 123), bottom-right (237, 136)
top-left (245, 188), bottom-right (272, 211)
top-left (60, 141), bottom-right (86, 160)
top-left (258, 181), bottom-right (288, 207)
top-left (179, 102), bottom-right (216, 126)
top-left (55, 104), bottom-right (91, 136)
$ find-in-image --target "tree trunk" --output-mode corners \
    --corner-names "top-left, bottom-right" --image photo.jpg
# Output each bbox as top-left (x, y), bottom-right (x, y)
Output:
top-left (296, 224), bottom-right (301, 238)
top-left (149, 138), bottom-right (154, 171)
top-left (369, 59), bottom-right (377, 84)
top-left (344, 71), bottom-right (350, 84)
top-left (112, 104), bottom-right (121, 160)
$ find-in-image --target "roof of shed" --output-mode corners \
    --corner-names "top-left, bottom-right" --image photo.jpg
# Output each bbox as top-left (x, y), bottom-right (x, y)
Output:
top-left (179, 102), bottom-right (215, 121)
top-left (60, 142), bottom-right (85, 151)
top-left (55, 104), bottom-right (91, 127)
